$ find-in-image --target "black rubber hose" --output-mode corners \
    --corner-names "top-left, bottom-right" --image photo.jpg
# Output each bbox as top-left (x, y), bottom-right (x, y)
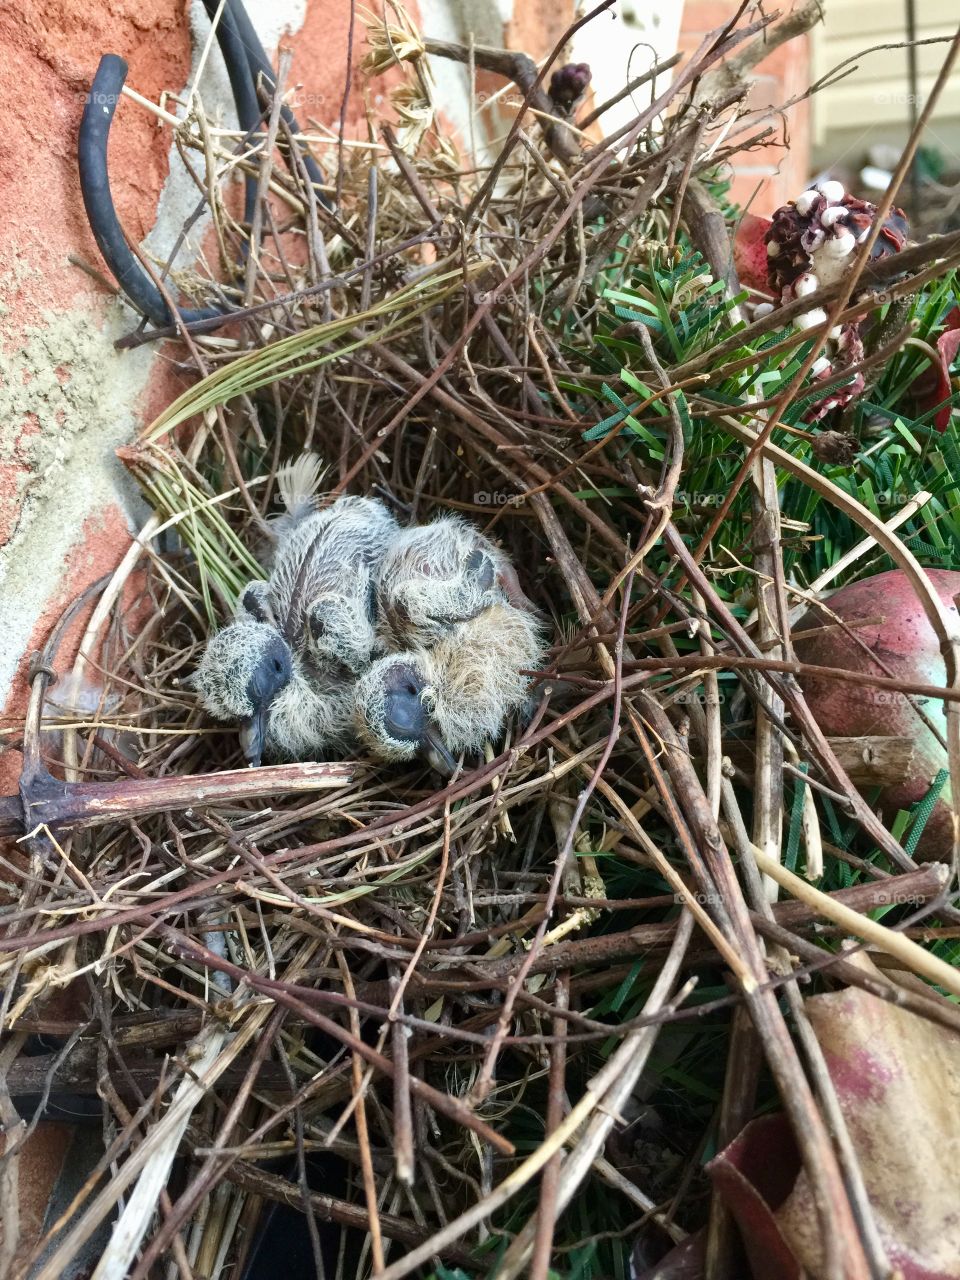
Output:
top-left (78, 3), bottom-right (330, 327)
top-left (204, 0), bottom-right (331, 208)
top-left (200, 0), bottom-right (261, 233)
top-left (78, 54), bottom-right (224, 326)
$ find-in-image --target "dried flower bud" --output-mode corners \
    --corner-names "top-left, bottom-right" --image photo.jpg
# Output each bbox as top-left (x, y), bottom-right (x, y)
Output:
top-left (764, 184), bottom-right (908, 421)
top-left (811, 430), bottom-right (858, 464)
top-left (549, 62), bottom-right (591, 113)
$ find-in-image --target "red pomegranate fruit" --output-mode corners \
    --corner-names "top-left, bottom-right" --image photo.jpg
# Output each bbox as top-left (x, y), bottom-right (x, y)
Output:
top-left (793, 568), bottom-right (960, 859)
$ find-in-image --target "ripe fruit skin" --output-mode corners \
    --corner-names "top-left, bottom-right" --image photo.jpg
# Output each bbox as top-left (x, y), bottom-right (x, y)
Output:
top-left (793, 568), bottom-right (960, 860)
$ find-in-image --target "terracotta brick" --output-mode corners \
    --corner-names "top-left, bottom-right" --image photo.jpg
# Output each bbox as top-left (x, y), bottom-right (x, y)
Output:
top-left (676, 0), bottom-right (812, 216)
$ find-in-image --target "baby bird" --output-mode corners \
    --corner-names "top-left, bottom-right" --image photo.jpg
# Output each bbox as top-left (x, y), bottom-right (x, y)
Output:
top-left (374, 514), bottom-right (536, 650)
top-left (193, 619), bottom-right (356, 764)
top-left (354, 601), bottom-right (546, 774)
top-left (193, 456), bottom-right (397, 765)
top-left (248, 456), bottom-right (399, 677)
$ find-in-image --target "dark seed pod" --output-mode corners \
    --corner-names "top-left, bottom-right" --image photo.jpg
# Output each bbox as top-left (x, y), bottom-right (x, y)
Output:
top-left (548, 62), bottom-right (592, 114)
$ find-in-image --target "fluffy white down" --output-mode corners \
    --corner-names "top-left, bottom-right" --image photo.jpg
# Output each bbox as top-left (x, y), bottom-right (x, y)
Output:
top-left (426, 603), bottom-right (546, 752)
top-left (353, 659), bottom-right (420, 761)
top-left (194, 620), bottom-right (356, 762)
top-left (194, 621), bottom-right (270, 720)
top-left (355, 602), bottom-right (546, 761)
top-left (269, 495), bottom-right (398, 673)
top-left (265, 672), bottom-right (357, 761)
top-left (376, 515), bottom-right (507, 647)
top-left (200, 487), bottom-right (546, 767)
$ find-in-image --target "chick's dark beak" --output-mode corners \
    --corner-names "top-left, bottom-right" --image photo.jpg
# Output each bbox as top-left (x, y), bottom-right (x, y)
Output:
top-left (239, 705), bottom-right (269, 768)
top-left (421, 721), bottom-right (458, 777)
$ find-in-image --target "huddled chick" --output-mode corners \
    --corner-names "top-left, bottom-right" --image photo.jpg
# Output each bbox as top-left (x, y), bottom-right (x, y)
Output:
top-left (194, 619), bottom-right (356, 764)
top-left (355, 517), bottom-right (546, 773)
top-left (194, 456), bottom-right (397, 765)
top-left (194, 470), bottom-right (545, 773)
top-left (377, 515), bottom-right (508, 647)
top-left (354, 601), bottom-right (545, 774)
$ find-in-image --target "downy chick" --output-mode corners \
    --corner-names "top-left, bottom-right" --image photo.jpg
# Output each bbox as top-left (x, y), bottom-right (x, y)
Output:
top-left (194, 456), bottom-right (397, 765)
top-left (248, 455), bottom-right (399, 677)
top-left (354, 602), bottom-right (546, 774)
top-left (194, 619), bottom-right (356, 764)
top-left (375, 514), bottom-right (536, 649)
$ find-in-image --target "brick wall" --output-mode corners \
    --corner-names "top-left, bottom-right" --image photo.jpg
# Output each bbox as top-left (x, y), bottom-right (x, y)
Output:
top-left (678, 0), bottom-right (812, 214)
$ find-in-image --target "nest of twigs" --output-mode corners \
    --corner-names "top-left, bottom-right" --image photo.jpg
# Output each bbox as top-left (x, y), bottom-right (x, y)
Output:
top-left (5, 4), bottom-right (960, 1278)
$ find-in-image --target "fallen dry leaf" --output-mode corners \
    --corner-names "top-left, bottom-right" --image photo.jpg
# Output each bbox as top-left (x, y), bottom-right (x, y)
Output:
top-left (779, 953), bottom-right (960, 1278)
top-left (706, 1113), bottom-right (804, 1280)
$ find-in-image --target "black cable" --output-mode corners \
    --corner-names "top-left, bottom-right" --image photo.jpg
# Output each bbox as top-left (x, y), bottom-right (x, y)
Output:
top-left (204, 0), bottom-right (331, 208)
top-left (78, 54), bottom-right (222, 326)
top-left (202, 0), bottom-right (262, 234)
top-left (78, 0), bottom-right (330, 328)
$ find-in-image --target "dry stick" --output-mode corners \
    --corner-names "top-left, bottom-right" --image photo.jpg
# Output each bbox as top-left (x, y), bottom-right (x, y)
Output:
top-left (332, 13), bottom-right (761, 499)
top-left (537, 491), bottom-right (866, 1272)
top-left (704, 417), bottom-right (960, 871)
top-left (469, 569), bottom-right (632, 1105)
top-left (530, 515), bottom-right (861, 1268)
top-left (706, 998), bottom-right (766, 1280)
top-left (462, 0), bottom-right (617, 220)
top-left (717, 399), bottom-right (778, 1279)
top-left (742, 489), bottom-right (934, 631)
top-left (126, 241), bottom-right (266, 532)
top-left (334, 0), bottom-right (356, 212)
top-left (116, 220), bottom-right (444, 348)
top-left (0, 721), bottom-right (609, 959)
top-left (749, 463), bottom-right (789, 904)
top-left (529, 972), bottom-right (570, 1280)
top-left (0, 760), bottom-right (354, 838)
top-left (752, 915), bottom-right (960, 1037)
top-left (243, 52), bottom-right (291, 307)
top-left (381, 124), bottom-right (441, 223)
top-left (661, 524), bottom-right (923, 875)
top-left (616, 653), bottom-right (960, 706)
top-left (600, 326), bottom-right (684, 607)
top-left (721, 779), bottom-right (893, 1279)
top-left (635, 696), bottom-right (869, 1280)
top-left (424, 36), bottom-right (582, 166)
top-left (671, 229), bottom-right (960, 387)
top-left (578, 51), bottom-right (683, 129)
top-left (163, 929), bottom-right (515, 1156)
top-left (751, 846), bottom-right (960, 997)
top-left (534, 521), bottom-right (763, 985)
top-left (128, 1009), bottom-right (286, 1280)
top-left (24, 1040), bottom-right (184, 1276)
top-left (34, 1008), bottom-right (251, 1280)
top-left (497, 916), bottom-right (697, 1279)
top-left (0, 1035), bottom-right (26, 1275)
top-left (329, 800), bottom-right (455, 1166)
top-left (222, 1160), bottom-right (474, 1264)
top-left (593, 1155), bottom-right (684, 1240)
top-left (693, 0), bottom-right (822, 107)
top-left (389, 969), bottom-right (415, 1187)
top-left (337, 954), bottom-right (386, 1275)
top-left (374, 917), bottom-right (697, 1280)
top-left (369, 343), bottom-right (628, 557)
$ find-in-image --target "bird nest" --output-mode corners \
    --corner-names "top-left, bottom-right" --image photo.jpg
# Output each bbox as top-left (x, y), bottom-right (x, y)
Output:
top-left (6, 4), bottom-right (960, 1278)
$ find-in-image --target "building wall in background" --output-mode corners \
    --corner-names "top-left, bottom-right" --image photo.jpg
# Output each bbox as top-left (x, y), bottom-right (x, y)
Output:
top-left (677, 0), bottom-right (812, 215)
top-left (811, 0), bottom-right (960, 175)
